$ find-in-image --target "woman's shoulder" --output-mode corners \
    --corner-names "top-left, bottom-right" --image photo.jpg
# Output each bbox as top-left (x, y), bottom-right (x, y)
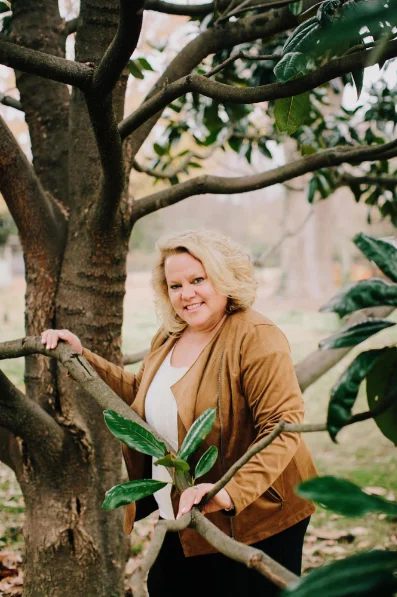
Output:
top-left (230, 308), bottom-right (290, 351)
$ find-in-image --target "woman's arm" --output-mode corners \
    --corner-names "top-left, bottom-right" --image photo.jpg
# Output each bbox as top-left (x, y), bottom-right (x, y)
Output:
top-left (223, 324), bottom-right (304, 516)
top-left (40, 329), bottom-right (144, 406)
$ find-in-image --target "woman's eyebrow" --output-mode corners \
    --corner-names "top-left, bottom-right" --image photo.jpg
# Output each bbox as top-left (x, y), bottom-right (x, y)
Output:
top-left (167, 272), bottom-right (205, 284)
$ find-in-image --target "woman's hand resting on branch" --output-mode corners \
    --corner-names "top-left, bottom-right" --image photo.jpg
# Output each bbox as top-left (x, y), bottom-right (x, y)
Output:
top-left (176, 484), bottom-right (234, 519)
top-left (40, 329), bottom-right (83, 354)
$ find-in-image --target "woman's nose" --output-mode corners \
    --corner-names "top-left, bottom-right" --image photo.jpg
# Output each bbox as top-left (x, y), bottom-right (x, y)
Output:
top-left (181, 284), bottom-right (196, 300)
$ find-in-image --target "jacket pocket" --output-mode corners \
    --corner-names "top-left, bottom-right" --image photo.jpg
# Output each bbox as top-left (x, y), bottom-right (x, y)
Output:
top-left (265, 486), bottom-right (284, 509)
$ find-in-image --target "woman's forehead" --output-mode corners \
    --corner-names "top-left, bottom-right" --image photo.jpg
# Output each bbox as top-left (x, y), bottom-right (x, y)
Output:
top-left (164, 253), bottom-right (205, 279)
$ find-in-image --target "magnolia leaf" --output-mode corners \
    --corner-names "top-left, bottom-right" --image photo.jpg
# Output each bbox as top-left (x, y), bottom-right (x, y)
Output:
top-left (103, 410), bottom-right (167, 458)
top-left (354, 232), bottom-right (397, 283)
top-left (307, 177), bottom-right (318, 203)
top-left (102, 479), bottom-right (167, 510)
top-left (274, 52), bottom-right (307, 82)
top-left (282, 550), bottom-right (397, 597)
top-left (178, 408), bottom-right (216, 461)
top-left (351, 69), bottom-right (364, 100)
top-left (154, 454), bottom-right (190, 472)
top-left (137, 57), bottom-right (155, 71)
top-left (128, 60), bottom-right (144, 79)
top-left (320, 278), bottom-right (397, 317)
top-left (367, 347), bottom-right (397, 446)
top-left (296, 476), bottom-right (397, 517)
top-left (319, 319), bottom-right (395, 350)
top-left (194, 446), bottom-right (218, 480)
top-left (327, 349), bottom-right (384, 441)
top-left (282, 16), bottom-right (318, 54)
top-left (289, 1), bottom-right (304, 16)
top-left (274, 92), bottom-right (310, 135)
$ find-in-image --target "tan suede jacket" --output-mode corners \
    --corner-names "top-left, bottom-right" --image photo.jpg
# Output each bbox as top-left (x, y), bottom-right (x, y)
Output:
top-left (83, 308), bottom-right (317, 557)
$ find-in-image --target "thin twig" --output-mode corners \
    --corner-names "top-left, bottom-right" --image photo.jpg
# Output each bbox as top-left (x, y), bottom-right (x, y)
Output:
top-left (216, 0), bottom-right (296, 23)
top-left (205, 50), bottom-right (281, 78)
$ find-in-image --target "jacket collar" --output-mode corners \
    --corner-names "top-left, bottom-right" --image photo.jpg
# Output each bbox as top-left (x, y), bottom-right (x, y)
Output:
top-left (131, 315), bottom-right (231, 436)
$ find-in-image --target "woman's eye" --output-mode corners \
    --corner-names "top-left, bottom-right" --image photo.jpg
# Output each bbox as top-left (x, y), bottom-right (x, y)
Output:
top-left (194, 277), bottom-right (204, 284)
top-left (170, 285), bottom-right (180, 290)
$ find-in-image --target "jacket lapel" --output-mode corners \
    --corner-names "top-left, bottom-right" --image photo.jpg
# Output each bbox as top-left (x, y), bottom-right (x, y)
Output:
top-left (131, 336), bottom-right (177, 420)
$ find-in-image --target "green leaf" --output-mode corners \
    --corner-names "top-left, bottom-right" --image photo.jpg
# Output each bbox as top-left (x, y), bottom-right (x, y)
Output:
top-left (354, 233), bottom-right (397, 283)
top-left (327, 349), bottom-right (384, 441)
top-left (319, 319), bottom-right (395, 350)
top-left (320, 278), bottom-right (397, 318)
top-left (296, 476), bottom-right (397, 517)
top-left (289, 1), bottom-right (304, 16)
top-left (178, 408), bottom-right (216, 461)
top-left (307, 177), bottom-right (318, 204)
top-left (0, 2), bottom-right (10, 13)
top-left (137, 57), bottom-right (155, 71)
top-left (153, 143), bottom-right (165, 156)
top-left (274, 52), bottom-right (307, 82)
top-left (367, 348), bottom-right (397, 446)
top-left (154, 454), bottom-right (190, 472)
top-left (301, 144), bottom-right (317, 156)
top-left (102, 479), bottom-right (167, 510)
top-left (282, 16), bottom-right (318, 55)
top-left (274, 92), bottom-right (310, 135)
top-left (351, 69), bottom-right (364, 100)
top-left (194, 446), bottom-right (218, 479)
top-left (103, 410), bottom-right (167, 458)
top-left (282, 550), bottom-right (397, 597)
top-left (128, 60), bottom-right (144, 79)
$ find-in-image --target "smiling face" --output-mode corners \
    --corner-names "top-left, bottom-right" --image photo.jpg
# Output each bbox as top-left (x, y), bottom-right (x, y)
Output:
top-left (164, 252), bottom-right (228, 333)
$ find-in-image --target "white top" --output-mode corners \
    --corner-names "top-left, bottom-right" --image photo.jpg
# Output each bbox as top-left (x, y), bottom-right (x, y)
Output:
top-left (145, 346), bottom-right (188, 519)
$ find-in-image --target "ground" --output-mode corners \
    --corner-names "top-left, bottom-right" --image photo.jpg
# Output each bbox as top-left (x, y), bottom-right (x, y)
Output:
top-left (0, 273), bottom-right (396, 595)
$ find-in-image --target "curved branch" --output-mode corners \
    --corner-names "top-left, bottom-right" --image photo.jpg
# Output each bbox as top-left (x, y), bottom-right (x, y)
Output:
top-left (191, 510), bottom-right (298, 588)
top-left (120, 40), bottom-right (397, 139)
top-left (0, 39), bottom-right (93, 89)
top-left (0, 94), bottom-right (22, 111)
top-left (93, 0), bottom-right (145, 96)
top-left (0, 369), bottom-right (65, 461)
top-left (123, 7), bottom-right (297, 156)
top-left (123, 349), bottom-right (148, 365)
top-left (206, 50), bottom-right (280, 78)
top-left (145, 0), bottom-right (213, 14)
top-left (0, 114), bottom-right (66, 255)
top-left (295, 306), bottom-right (396, 391)
top-left (131, 140), bottom-right (397, 221)
top-left (341, 173), bottom-right (397, 188)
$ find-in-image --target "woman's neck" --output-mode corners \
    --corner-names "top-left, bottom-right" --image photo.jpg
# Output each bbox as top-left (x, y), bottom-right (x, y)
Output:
top-left (183, 313), bottom-right (227, 341)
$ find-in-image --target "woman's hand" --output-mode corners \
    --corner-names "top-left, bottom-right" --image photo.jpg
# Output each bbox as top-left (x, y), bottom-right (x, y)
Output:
top-left (176, 484), bottom-right (234, 519)
top-left (40, 329), bottom-right (83, 354)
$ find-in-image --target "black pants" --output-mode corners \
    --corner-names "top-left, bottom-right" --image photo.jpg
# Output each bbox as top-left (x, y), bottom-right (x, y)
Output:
top-left (147, 516), bottom-right (310, 597)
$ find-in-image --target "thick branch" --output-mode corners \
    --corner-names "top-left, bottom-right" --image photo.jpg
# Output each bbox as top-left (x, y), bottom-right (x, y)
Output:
top-left (0, 427), bottom-right (18, 473)
top-left (192, 511), bottom-right (298, 588)
top-left (132, 140), bottom-right (397, 221)
top-left (0, 94), bottom-right (22, 111)
top-left (92, 0), bottom-right (145, 96)
top-left (0, 338), bottom-right (190, 492)
top-left (0, 115), bottom-right (65, 255)
top-left (0, 39), bottom-right (93, 89)
top-left (85, 94), bottom-right (124, 227)
top-left (123, 7), bottom-right (297, 156)
top-left (0, 369), bottom-right (65, 460)
top-left (295, 306), bottom-right (396, 391)
top-left (120, 40), bottom-right (397, 138)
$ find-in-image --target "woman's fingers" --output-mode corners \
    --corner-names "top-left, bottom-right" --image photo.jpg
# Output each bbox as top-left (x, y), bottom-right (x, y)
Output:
top-left (176, 484), bottom-right (213, 519)
top-left (40, 329), bottom-right (83, 354)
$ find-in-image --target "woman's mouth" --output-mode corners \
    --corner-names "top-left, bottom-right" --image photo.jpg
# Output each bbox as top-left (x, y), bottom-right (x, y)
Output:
top-left (184, 302), bottom-right (204, 312)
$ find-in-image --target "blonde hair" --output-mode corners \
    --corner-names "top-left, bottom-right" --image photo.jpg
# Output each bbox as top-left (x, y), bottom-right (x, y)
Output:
top-left (152, 230), bottom-right (258, 334)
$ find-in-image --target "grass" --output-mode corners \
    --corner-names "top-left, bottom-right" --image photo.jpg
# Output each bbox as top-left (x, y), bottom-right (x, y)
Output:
top-left (0, 274), bottom-right (396, 573)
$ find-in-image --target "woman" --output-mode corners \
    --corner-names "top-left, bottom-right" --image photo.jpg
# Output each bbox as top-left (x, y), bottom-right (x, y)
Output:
top-left (41, 230), bottom-right (317, 597)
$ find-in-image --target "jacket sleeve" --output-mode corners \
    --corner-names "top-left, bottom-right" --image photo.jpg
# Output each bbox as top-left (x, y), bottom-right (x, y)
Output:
top-left (82, 347), bottom-right (146, 407)
top-left (224, 323), bottom-right (304, 515)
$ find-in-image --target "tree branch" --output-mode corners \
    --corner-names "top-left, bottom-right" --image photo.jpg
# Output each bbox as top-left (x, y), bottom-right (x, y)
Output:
top-left (216, 0), bottom-right (295, 22)
top-left (92, 0), bottom-right (145, 97)
top-left (192, 510), bottom-right (298, 588)
top-left (120, 40), bottom-right (397, 139)
top-left (122, 6), bottom-right (297, 156)
top-left (295, 306), bottom-right (396, 391)
top-left (0, 337), bottom-right (191, 493)
top-left (131, 140), bottom-right (397, 221)
top-left (205, 50), bottom-right (281, 78)
top-left (0, 427), bottom-right (18, 473)
top-left (0, 39), bottom-right (93, 89)
top-left (144, 0), bottom-right (213, 14)
top-left (123, 350), bottom-right (148, 365)
top-left (341, 173), bottom-right (397, 188)
top-left (0, 369), bottom-right (65, 461)
top-left (0, 93), bottom-right (22, 111)
top-left (0, 114), bottom-right (66, 255)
